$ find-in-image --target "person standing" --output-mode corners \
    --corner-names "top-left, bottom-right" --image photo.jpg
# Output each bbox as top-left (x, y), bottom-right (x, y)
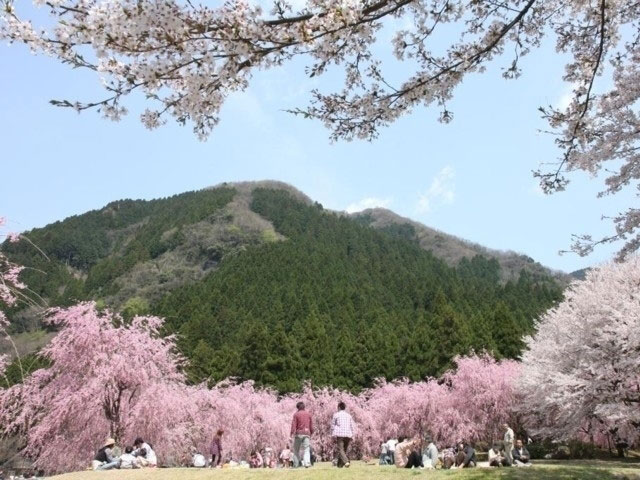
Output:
top-left (503, 424), bottom-right (515, 466)
top-left (291, 401), bottom-right (313, 468)
top-left (210, 429), bottom-right (224, 468)
top-left (331, 401), bottom-right (355, 468)
top-left (386, 437), bottom-right (398, 464)
top-left (379, 439), bottom-right (391, 465)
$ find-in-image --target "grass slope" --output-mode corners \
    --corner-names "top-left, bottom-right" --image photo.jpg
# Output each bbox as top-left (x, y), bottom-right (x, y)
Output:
top-left (50, 461), bottom-right (640, 480)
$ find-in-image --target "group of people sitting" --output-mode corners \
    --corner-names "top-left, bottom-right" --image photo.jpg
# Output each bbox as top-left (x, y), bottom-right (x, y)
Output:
top-left (188, 428), bottom-right (313, 470)
top-left (488, 439), bottom-right (531, 468)
top-left (246, 448), bottom-right (274, 469)
top-left (191, 444), bottom-right (314, 469)
top-left (379, 424), bottom-right (532, 469)
top-left (92, 437), bottom-right (157, 470)
top-left (92, 421), bottom-right (531, 471)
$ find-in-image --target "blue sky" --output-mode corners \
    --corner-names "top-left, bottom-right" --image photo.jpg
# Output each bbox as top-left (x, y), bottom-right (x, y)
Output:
top-left (0, 5), bottom-right (631, 273)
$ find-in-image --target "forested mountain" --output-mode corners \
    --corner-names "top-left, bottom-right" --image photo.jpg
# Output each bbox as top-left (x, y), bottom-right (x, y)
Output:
top-left (2, 182), bottom-right (564, 392)
top-left (351, 208), bottom-right (570, 283)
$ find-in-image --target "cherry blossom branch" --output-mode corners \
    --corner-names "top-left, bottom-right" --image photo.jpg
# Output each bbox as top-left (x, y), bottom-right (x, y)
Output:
top-left (535, 0), bottom-right (608, 194)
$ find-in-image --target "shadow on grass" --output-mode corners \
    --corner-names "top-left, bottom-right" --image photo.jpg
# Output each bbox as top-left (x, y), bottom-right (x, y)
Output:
top-left (498, 462), bottom-right (640, 480)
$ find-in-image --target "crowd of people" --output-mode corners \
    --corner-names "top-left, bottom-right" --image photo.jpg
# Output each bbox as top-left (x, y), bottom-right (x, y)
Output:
top-left (379, 424), bottom-right (532, 469)
top-left (91, 405), bottom-right (532, 472)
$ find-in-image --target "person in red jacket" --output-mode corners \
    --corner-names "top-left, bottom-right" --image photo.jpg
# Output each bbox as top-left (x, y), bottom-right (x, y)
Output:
top-left (290, 401), bottom-right (313, 468)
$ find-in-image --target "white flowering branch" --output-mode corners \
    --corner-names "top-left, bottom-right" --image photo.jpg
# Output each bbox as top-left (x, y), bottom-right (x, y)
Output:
top-left (1, 0), bottom-right (639, 258)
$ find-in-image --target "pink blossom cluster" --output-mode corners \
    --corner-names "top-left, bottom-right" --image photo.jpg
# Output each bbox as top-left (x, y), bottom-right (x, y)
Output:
top-left (0, 218), bottom-right (25, 345)
top-left (0, 217), bottom-right (26, 312)
top-left (0, 302), bottom-right (521, 473)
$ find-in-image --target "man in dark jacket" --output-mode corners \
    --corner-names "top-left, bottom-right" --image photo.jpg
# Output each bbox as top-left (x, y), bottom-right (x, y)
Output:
top-left (512, 439), bottom-right (532, 467)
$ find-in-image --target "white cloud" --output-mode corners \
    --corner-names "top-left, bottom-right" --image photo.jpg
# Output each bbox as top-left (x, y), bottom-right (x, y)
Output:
top-left (417, 166), bottom-right (455, 214)
top-left (345, 197), bottom-right (393, 213)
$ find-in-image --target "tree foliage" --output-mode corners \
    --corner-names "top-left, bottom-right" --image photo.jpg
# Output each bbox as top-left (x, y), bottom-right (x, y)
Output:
top-left (0, 304), bottom-right (521, 473)
top-left (1, 187), bottom-right (235, 330)
top-left (2, 0), bottom-right (638, 257)
top-left (157, 188), bottom-right (561, 391)
top-left (519, 257), bottom-right (640, 447)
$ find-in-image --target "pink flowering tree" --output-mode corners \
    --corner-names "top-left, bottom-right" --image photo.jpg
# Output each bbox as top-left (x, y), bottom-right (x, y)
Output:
top-left (0, 217), bottom-right (27, 385)
top-left (519, 257), bottom-right (640, 448)
top-left (0, 302), bottom-right (198, 473)
top-left (0, 240), bottom-right (525, 473)
top-left (2, 1), bottom-right (639, 257)
top-left (362, 354), bottom-right (521, 449)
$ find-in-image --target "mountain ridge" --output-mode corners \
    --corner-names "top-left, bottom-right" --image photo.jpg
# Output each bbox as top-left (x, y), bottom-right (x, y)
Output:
top-left (2, 181), bottom-right (563, 391)
top-left (3, 180), bottom-right (568, 319)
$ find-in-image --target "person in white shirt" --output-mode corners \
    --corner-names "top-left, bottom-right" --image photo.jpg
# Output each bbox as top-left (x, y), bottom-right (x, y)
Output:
top-left (119, 446), bottom-right (140, 469)
top-left (503, 424), bottom-right (514, 466)
top-left (488, 444), bottom-right (509, 467)
top-left (133, 437), bottom-right (158, 467)
top-left (191, 447), bottom-right (206, 468)
top-left (386, 438), bottom-right (398, 464)
top-left (379, 440), bottom-right (391, 465)
top-left (331, 402), bottom-right (355, 468)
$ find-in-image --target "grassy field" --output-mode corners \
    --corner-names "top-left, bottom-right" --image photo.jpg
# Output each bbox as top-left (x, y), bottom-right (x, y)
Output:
top-left (49, 460), bottom-right (640, 480)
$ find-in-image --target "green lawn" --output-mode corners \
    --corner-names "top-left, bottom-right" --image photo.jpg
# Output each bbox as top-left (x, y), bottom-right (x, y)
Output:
top-left (49, 460), bottom-right (640, 480)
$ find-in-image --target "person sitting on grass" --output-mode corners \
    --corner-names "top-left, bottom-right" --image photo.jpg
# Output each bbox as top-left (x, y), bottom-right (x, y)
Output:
top-left (440, 445), bottom-right (456, 469)
top-left (133, 437), bottom-right (157, 467)
top-left (263, 447), bottom-right (277, 468)
top-left (93, 438), bottom-right (120, 470)
top-left (280, 445), bottom-right (292, 468)
top-left (454, 441), bottom-right (476, 468)
top-left (191, 447), bottom-right (206, 468)
top-left (249, 451), bottom-right (264, 468)
top-left (394, 436), bottom-right (423, 469)
top-left (512, 439), bottom-right (532, 467)
top-left (119, 446), bottom-right (140, 469)
top-left (488, 444), bottom-right (510, 467)
top-left (422, 436), bottom-right (438, 469)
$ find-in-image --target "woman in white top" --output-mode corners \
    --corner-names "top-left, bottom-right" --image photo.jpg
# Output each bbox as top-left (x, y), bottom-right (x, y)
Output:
top-left (133, 437), bottom-right (158, 467)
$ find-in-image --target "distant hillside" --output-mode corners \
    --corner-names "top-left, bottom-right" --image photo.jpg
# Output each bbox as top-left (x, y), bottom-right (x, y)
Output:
top-left (570, 268), bottom-right (590, 281)
top-left (155, 188), bottom-right (562, 391)
top-left (2, 182), bottom-right (564, 391)
top-left (3, 181), bottom-right (297, 330)
top-left (351, 208), bottom-right (570, 284)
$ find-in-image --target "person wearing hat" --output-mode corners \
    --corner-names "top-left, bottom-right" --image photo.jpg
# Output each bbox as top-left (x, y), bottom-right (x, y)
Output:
top-left (92, 438), bottom-right (120, 470)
